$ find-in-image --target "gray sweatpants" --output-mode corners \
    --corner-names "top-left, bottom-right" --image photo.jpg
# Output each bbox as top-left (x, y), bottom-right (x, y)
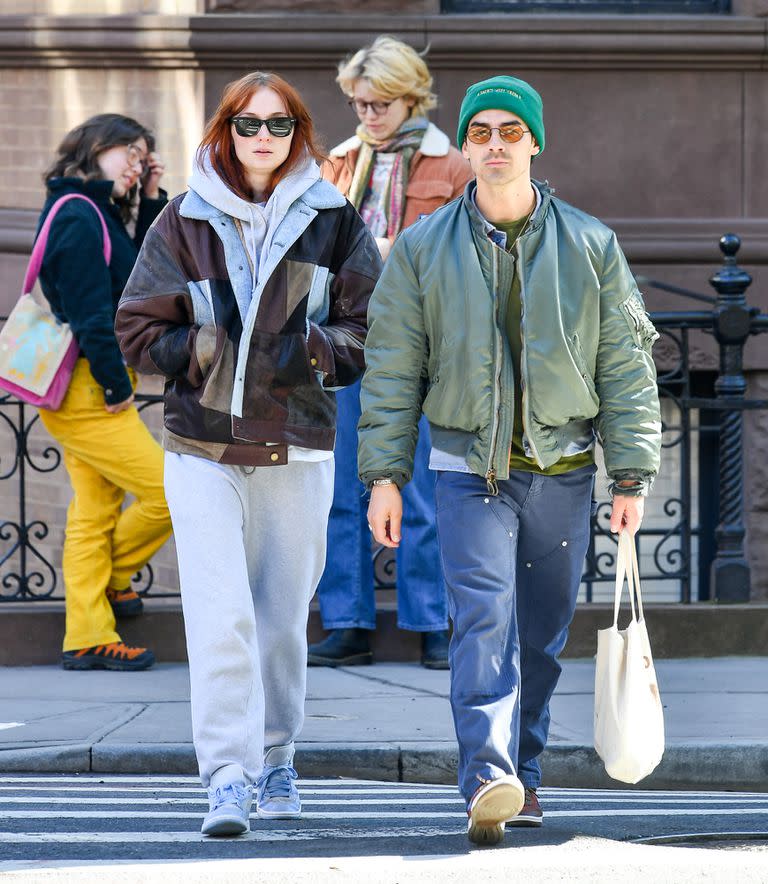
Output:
top-left (164, 451), bottom-right (334, 787)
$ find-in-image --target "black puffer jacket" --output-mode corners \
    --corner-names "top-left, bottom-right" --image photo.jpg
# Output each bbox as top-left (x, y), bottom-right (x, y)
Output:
top-left (37, 177), bottom-right (167, 404)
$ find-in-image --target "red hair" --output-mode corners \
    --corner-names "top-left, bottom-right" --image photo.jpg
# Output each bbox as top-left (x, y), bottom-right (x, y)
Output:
top-left (198, 71), bottom-right (326, 201)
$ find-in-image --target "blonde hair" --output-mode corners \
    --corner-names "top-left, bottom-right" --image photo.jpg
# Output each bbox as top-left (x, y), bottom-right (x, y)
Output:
top-left (336, 35), bottom-right (437, 118)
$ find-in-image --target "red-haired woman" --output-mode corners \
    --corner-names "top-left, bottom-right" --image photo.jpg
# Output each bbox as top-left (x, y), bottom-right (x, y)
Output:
top-left (116, 72), bottom-right (381, 836)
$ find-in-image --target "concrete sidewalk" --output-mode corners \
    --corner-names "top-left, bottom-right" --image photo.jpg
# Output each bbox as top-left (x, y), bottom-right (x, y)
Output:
top-left (0, 658), bottom-right (766, 790)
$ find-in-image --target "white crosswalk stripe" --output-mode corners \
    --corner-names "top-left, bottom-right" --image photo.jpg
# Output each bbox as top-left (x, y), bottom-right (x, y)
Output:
top-left (0, 775), bottom-right (766, 850)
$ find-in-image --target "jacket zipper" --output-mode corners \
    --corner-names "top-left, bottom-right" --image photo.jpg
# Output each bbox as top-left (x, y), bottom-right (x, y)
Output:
top-left (485, 245), bottom-right (503, 496)
top-left (517, 241), bottom-right (543, 468)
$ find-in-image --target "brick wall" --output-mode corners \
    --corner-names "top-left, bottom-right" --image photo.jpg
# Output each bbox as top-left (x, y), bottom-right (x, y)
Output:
top-left (0, 67), bottom-right (202, 212)
top-left (0, 1), bottom-right (200, 12)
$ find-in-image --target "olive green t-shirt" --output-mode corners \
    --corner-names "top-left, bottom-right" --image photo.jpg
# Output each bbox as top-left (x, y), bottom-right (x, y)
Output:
top-left (495, 219), bottom-right (594, 476)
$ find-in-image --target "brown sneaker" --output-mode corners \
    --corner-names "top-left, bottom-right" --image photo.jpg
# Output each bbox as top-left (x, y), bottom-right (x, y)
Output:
top-left (62, 642), bottom-right (155, 671)
top-left (106, 586), bottom-right (144, 618)
top-left (506, 787), bottom-right (543, 827)
top-left (466, 774), bottom-right (525, 846)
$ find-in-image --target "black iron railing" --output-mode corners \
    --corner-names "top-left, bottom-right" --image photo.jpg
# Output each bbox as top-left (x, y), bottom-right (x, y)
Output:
top-left (1, 234), bottom-right (766, 603)
top-left (0, 391), bottom-right (166, 601)
top-left (582, 234), bottom-right (767, 602)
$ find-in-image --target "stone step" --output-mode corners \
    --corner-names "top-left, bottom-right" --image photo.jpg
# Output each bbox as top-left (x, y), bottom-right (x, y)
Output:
top-left (0, 601), bottom-right (766, 665)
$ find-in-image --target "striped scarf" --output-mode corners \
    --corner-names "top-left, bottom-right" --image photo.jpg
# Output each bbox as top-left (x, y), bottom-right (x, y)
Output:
top-left (347, 116), bottom-right (429, 240)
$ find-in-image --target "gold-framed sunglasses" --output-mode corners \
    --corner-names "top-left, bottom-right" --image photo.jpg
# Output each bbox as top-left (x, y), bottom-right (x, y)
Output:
top-left (466, 123), bottom-right (531, 145)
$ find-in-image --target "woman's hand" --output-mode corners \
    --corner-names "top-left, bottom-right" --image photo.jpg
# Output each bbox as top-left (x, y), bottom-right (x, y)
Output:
top-left (141, 152), bottom-right (165, 199)
top-left (105, 392), bottom-right (135, 414)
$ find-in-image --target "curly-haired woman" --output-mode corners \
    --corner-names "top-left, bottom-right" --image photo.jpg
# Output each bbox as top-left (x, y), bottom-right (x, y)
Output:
top-left (37, 113), bottom-right (172, 672)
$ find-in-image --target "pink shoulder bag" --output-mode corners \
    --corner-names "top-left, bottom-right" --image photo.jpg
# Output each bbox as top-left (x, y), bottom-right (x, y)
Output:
top-left (0, 193), bottom-right (111, 410)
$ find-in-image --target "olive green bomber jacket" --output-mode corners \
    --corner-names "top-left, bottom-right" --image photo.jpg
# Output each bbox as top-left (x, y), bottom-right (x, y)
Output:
top-left (358, 181), bottom-right (662, 492)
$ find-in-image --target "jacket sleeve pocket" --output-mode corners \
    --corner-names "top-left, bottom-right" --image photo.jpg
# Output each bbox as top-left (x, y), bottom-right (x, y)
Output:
top-left (619, 292), bottom-right (659, 352)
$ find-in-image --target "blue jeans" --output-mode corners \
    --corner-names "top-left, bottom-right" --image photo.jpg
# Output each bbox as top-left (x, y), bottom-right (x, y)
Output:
top-left (316, 380), bottom-right (447, 632)
top-left (434, 465), bottom-right (595, 802)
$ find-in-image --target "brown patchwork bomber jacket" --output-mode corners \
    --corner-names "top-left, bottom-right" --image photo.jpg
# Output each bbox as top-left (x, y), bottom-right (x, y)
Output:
top-left (115, 181), bottom-right (382, 466)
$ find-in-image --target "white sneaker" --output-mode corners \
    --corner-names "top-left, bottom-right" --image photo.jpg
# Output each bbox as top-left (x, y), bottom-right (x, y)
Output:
top-left (467, 774), bottom-right (525, 846)
top-left (256, 745), bottom-right (301, 819)
top-left (201, 781), bottom-right (253, 836)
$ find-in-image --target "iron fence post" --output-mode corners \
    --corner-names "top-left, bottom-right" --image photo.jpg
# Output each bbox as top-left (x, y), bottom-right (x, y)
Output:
top-left (709, 233), bottom-right (753, 603)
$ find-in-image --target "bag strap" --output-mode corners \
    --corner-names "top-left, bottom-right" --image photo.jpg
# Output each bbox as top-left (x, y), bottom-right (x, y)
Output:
top-left (23, 193), bottom-right (112, 295)
top-left (629, 533), bottom-right (646, 621)
top-left (612, 531), bottom-right (645, 627)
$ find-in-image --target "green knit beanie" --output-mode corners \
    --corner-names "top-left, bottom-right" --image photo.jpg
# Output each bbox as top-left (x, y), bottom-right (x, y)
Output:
top-left (457, 75), bottom-right (545, 154)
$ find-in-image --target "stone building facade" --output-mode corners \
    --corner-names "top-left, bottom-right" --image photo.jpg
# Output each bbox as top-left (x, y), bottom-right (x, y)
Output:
top-left (0, 0), bottom-right (766, 602)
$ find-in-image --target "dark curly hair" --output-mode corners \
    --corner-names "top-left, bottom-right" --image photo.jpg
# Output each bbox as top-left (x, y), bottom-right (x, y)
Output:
top-left (44, 113), bottom-right (156, 223)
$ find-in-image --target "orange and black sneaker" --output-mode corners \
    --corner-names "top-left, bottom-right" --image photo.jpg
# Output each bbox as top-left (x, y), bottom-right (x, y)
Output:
top-left (106, 586), bottom-right (144, 618)
top-left (62, 642), bottom-right (155, 671)
top-left (506, 787), bottom-right (543, 828)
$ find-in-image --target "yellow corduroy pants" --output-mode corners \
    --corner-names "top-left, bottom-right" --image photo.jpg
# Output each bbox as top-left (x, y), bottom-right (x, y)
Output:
top-left (38, 359), bottom-right (172, 652)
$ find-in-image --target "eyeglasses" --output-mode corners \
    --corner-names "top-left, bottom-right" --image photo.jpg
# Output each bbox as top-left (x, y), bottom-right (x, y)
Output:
top-left (231, 116), bottom-right (296, 138)
top-left (466, 124), bottom-right (531, 145)
top-left (347, 98), bottom-right (395, 117)
top-left (125, 144), bottom-right (149, 173)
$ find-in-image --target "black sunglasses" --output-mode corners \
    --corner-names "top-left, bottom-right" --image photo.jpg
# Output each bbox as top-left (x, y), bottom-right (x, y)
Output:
top-left (231, 116), bottom-right (296, 138)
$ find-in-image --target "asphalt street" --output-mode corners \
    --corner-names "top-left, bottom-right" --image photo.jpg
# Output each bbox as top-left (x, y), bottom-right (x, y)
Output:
top-left (0, 775), bottom-right (766, 881)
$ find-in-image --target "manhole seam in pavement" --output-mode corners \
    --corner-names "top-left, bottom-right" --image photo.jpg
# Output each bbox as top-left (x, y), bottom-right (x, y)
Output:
top-left (632, 830), bottom-right (768, 846)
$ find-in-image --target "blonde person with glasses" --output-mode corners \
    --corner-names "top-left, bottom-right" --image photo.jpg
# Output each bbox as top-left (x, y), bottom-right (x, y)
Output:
top-left (309, 36), bottom-right (471, 670)
top-left (37, 114), bottom-right (172, 671)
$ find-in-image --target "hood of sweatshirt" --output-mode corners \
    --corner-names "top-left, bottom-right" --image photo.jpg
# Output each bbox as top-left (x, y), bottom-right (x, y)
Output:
top-left (188, 149), bottom-right (321, 291)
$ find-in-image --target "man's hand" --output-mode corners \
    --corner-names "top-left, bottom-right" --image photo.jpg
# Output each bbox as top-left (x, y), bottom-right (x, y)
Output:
top-left (367, 484), bottom-right (402, 548)
top-left (609, 494), bottom-right (645, 535)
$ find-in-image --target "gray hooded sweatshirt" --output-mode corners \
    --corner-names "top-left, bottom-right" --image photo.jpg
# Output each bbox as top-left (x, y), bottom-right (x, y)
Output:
top-left (189, 149), bottom-right (321, 314)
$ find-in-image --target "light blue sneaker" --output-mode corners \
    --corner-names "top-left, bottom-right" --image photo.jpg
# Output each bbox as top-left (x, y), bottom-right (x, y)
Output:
top-left (201, 781), bottom-right (253, 836)
top-left (256, 745), bottom-right (301, 819)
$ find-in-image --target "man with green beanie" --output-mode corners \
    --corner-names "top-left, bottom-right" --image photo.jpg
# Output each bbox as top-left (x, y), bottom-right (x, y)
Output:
top-left (358, 75), bottom-right (661, 845)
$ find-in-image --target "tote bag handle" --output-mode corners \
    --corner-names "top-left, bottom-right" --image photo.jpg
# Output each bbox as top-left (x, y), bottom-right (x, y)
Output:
top-left (23, 193), bottom-right (111, 295)
top-left (612, 531), bottom-right (646, 628)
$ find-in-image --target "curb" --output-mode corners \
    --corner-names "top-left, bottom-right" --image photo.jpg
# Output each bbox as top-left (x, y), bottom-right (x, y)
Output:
top-left (541, 742), bottom-right (768, 792)
top-left (0, 744), bottom-right (92, 773)
top-left (1, 741), bottom-right (767, 791)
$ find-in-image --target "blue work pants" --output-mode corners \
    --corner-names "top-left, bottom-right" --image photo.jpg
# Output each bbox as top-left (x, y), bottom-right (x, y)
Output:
top-left (316, 380), bottom-right (447, 632)
top-left (434, 465), bottom-right (595, 802)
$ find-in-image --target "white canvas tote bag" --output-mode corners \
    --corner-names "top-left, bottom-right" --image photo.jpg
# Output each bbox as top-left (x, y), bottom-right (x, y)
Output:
top-left (594, 530), bottom-right (665, 784)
